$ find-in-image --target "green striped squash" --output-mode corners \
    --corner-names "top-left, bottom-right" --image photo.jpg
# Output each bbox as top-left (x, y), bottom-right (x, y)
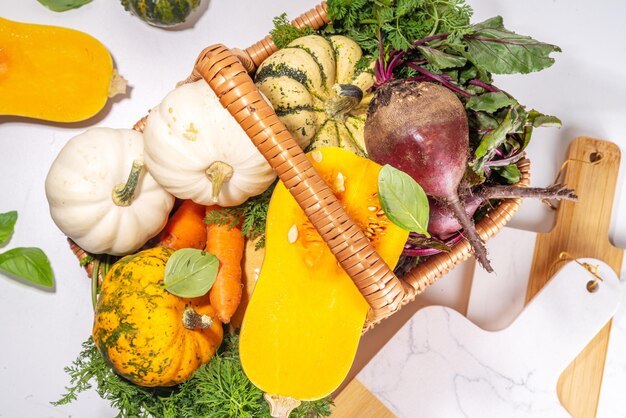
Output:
top-left (255, 35), bottom-right (375, 156)
top-left (121, 0), bottom-right (200, 27)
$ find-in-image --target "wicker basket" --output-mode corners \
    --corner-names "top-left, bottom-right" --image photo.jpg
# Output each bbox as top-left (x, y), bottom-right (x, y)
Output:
top-left (73, 1), bottom-right (530, 330)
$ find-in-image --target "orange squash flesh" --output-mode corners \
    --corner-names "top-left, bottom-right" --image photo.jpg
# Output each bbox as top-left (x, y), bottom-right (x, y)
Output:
top-left (240, 148), bottom-right (409, 400)
top-left (0, 18), bottom-right (122, 122)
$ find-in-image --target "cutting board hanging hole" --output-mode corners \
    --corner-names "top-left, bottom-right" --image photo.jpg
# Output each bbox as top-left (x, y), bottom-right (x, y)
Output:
top-left (589, 151), bottom-right (603, 163)
top-left (557, 252), bottom-right (605, 294)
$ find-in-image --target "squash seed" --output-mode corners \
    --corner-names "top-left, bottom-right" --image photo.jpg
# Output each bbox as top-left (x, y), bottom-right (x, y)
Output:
top-left (311, 150), bottom-right (323, 162)
top-left (288, 224), bottom-right (299, 243)
top-left (335, 172), bottom-right (345, 192)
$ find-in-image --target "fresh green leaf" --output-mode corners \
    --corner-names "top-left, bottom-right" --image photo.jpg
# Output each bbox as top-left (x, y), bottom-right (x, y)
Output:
top-left (465, 16), bottom-right (561, 74)
top-left (474, 107), bottom-right (522, 160)
top-left (494, 164), bottom-right (522, 184)
top-left (163, 249), bottom-right (219, 298)
top-left (378, 165), bottom-right (430, 236)
top-left (473, 111), bottom-right (500, 131)
top-left (37, 0), bottom-right (93, 12)
top-left (417, 46), bottom-right (467, 70)
top-left (407, 235), bottom-right (452, 252)
top-left (0, 247), bottom-right (54, 287)
top-left (0, 211), bottom-right (17, 246)
top-left (527, 109), bottom-right (562, 128)
top-left (466, 91), bottom-right (517, 113)
top-left (472, 15), bottom-right (505, 31)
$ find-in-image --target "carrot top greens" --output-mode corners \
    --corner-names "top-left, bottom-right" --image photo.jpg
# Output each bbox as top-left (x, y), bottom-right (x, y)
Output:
top-left (54, 333), bottom-right (333, 418)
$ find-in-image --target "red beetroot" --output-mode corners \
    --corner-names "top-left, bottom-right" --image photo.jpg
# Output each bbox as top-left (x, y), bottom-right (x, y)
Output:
top-left (365, 80), bottom-right (493, 271)
top-left (428, 195), bottom-right (483, 240)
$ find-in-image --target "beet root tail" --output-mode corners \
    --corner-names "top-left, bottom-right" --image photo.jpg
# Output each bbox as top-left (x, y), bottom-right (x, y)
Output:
top-left (447, 196), bottom-right (493, 273)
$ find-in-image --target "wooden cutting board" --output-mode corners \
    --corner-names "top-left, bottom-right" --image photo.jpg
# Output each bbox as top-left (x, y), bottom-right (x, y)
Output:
top-left (331, 136), bottom-right (623, 417)
top-left (526, 136), bottom-right (623, 417)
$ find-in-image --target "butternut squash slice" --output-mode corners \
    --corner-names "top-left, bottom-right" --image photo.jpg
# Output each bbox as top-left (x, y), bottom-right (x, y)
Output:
top-left (0, 18), bottom-right (126, 122)
top-left (240, 147), bottom-right (409, 402)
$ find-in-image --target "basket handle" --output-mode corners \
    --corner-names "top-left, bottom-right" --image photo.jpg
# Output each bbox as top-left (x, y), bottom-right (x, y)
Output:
top-left (189, 44), bottom-right (405, 320)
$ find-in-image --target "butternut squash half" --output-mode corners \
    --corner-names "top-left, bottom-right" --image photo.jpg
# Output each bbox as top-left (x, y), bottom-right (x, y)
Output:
top-left (240, 148), bottom-right (409, 401)
top-left (0, 18), bottom-right (125, 122)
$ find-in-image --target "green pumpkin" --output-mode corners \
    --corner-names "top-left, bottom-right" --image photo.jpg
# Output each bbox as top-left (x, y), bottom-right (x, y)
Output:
top-left (255, 35), bottom-right (375, 156)
top-left (121, 0), bottom-right (200, 27)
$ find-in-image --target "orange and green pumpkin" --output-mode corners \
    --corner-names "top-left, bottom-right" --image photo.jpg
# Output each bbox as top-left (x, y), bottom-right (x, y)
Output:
top-left (92, 246), bottom-right (223, 387)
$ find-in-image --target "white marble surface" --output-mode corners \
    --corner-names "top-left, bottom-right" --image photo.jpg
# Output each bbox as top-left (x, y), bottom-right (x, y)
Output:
top-left (358, 260), bottom-right (622, 418)
top-left (597, 280), bottom-right (626, 418)
top-left (466, 227), bottom-right (626, 418)
top-left (466, 227), bottom-right (537, 331)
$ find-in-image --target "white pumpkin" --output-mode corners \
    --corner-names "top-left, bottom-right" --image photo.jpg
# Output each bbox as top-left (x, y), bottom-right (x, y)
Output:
top-left (45, 128), bottom-right (175, 256)
top-left (143, 80), bottom-right (277, 207)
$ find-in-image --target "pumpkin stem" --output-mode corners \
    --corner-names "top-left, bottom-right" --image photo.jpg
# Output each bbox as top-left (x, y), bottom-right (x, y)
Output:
top-left (108, 69), bottom-right (128, 98)
top-left (205, 161), bottom-right (234, 203)
top-left (182, 306), bottom-right (213, 330)
top-left (263, 393), bottom-right (301, 418)
top-left (326, 84), bottom-right (363, 119)
top-left (112, 160), bottom-right (144, 207)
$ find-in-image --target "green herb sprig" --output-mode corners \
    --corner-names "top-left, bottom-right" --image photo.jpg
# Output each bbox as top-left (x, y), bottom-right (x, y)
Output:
top-left (53, 333), bottom-right (333, 418)
top-left (270, 13), bottom-right (317, 48)
top-left (205, 182), bottom-right (276, 249)
top-left (324, 0), bottom-right (473, 55)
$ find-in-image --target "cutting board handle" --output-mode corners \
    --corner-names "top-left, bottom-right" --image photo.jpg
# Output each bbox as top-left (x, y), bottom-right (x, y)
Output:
top-left (555, 137), bottom-right (621, 248)
top-left (507, 259), bottom-right (621, 375)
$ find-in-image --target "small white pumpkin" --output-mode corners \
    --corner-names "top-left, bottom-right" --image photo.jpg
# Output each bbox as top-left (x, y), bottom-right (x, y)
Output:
top-left (143, 80), bottom-right (277, 207)
top-left (45, 128), bottom-right (175, 256)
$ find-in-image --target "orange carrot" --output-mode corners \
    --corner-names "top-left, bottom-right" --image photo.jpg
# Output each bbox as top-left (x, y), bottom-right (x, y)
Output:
top-left (157, 200), bottom-right (207, 250)
top-left (205, 205), bottom-right (245, 324)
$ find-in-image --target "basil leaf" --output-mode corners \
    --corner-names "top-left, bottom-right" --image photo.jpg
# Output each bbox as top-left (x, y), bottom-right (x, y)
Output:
top-left (0, 211), bottom-right (17, 246)
top-left (417, 46), bottom-right (467, 70)
top-left (164, 249), bottom-right (219, 298)
top-left (37, 0), bottom-right (93, 12)
top-left (0, 247), bottom-right (54, 287)
top-left (378, 165), bottom-right (430, 236)
top-left (466, 92), bottom-right (517, 113)
top-left (465, 16), bottom-right (561, 74)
